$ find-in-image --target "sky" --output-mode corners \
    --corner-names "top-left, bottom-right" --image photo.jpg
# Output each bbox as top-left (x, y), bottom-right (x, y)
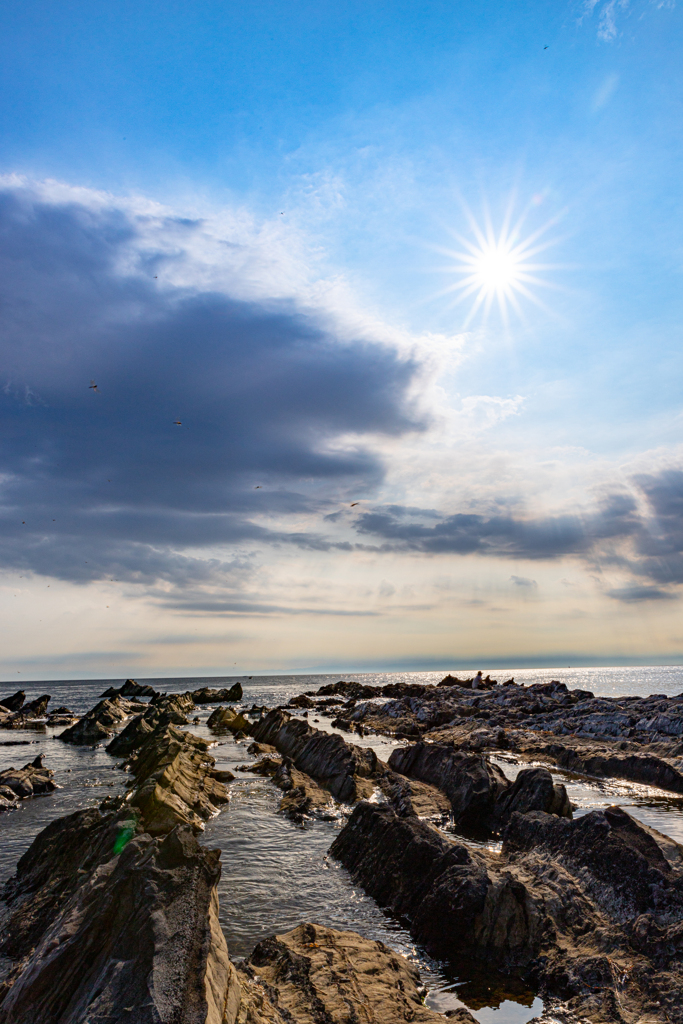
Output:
top-left (1, 0), bottom-right (683, 679)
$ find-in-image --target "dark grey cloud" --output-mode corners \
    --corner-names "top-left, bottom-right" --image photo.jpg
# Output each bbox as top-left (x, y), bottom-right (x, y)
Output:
top-left (605, 585), bottom-right (677, 603)
top-left (353, 493), bottom-right (641, 558)
top-left (155, 597), bottom-right (379, 616)
top-left (352, 480), bottom-right (683, 602)
top-left (510, 575), bottom-right (537, 589)
top-left (0, 184), bottom-right (424, 584)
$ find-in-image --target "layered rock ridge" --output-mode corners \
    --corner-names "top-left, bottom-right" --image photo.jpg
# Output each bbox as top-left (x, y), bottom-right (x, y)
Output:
top-left (0, 693), bottom-right (238, 1023)
top-left (331, 797), bottom-right (683, 1023)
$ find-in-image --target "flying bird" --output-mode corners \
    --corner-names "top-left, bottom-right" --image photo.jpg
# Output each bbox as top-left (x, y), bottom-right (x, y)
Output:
top-left (350, 502), bottom-right (360, 507)
top-left (254, 485), bottom-right (262, 489)
top-left (89, 380), bottom-right (99, 392)
top-left (544, 45), bottom-right (548, 49)
top-left (173, 420), bottom-right (182, 426)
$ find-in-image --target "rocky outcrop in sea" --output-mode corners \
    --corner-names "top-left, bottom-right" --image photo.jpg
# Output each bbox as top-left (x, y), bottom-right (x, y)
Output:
top-left (2, 673), bottom-right (683, 1022)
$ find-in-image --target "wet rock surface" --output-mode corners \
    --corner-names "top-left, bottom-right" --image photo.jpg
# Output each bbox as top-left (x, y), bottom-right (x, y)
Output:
top-left (389, 742), bottom-right (571, 831)
top-left (59, 694), bottom-right (146, 745)
top-left (0, 825), bottom-right (239, 1024)
top-left (251, 708), bottom-right (379, 802)
top-left (0, 695), bottom-right (51, 729)
top-left (100, 677), bottom-right (159, 699)
top-left (326, 677), bottom-right (683, 795)
top-left (0, 688), bottom-right (239, 1023)
top-left (331, 798), bottom-right (683, 1022)
top-left (123, 722), bottom-right (230, 834)
top-left (235, 922), bottom-right (446, 1023)
top-left (0, 755), bottom-right (56, 810)
top-left (207, 706), bottom-right (251, 733)
top-left (190, 683), bottom-right (243, 704)
top-left (106, 693), bottom-right (195, 757)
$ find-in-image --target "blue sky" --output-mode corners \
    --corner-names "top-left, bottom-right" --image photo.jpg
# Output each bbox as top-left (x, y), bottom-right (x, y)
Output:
top-left (1, 0), bottom-right (682, 678)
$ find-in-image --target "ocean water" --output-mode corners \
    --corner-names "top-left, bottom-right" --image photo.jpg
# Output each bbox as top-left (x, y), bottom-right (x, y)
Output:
top-left (1, 665), bottom-right (682, 1023)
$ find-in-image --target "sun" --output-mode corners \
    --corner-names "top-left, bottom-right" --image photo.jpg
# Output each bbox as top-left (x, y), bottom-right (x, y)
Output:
top-left (435, 198), bottom-right (564, 327)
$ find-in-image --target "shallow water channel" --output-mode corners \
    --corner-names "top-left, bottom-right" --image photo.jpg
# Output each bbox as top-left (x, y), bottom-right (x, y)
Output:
top-left (2, 671), bottom-right (683, 1022)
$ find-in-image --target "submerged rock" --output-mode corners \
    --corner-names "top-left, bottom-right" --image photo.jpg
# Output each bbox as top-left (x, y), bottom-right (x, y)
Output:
top-left (235, 922), bottom-right (446, 1024)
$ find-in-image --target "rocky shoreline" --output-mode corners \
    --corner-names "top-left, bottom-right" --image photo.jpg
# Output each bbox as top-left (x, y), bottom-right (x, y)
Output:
top-left (1, 674), bottom-right (682, 1022)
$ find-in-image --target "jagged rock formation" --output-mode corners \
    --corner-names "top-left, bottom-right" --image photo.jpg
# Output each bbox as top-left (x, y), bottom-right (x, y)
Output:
top-left (0, 695), bottom-right (51, 729)
top-left (250, 708), bottom-right (379, 802)
top-left (106, 693), bottom-right (194, 757)
top-left (331, 800), bottom-right (683, 1023)
top-left (389, 742), bottom-right (571, 830)
top-left (0, 676), bottom-right (240, 1024)
top-left (234, 923), bottom-right (446, 1023)
top-left (190, 683), bottom-right (243, 704)
top-left (250, 709), bottom-right (455, 820)
top-left (0, 690), bottom-right (26, 712)
top-left (59, 695), bottom-right (146, 745)
top-left (0, 755), bottom-right (56, 810)
top-left (0, 825), bottom-right (240, 1024)
top-left (331, 678), bottom-right (683, 794)
top-left (122, 722), bottom-right (230, 834)
top-left (100, 678), bottom-right (158, 698)
top-left (207, 706), bottom-right (251, 733)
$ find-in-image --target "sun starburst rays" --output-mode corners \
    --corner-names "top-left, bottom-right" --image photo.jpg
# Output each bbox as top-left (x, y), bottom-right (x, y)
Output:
top-left (435, 199), bottom-right (566, 327)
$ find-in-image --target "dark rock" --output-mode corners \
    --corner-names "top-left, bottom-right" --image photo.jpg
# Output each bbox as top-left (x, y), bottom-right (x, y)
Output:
top-left (438, 674), bottom-right (475, 688)
top-left (330, 802), bottom-right (490, 956)
top-left (0, 690), bottom-right (25, 713)
top-left (236, 922), bottom-right (445, 1024)
top-left (389, 743), bottom-right (508, 829)
top-left (100, 678), bottom-right (158, 699)
top-left (189, 683), bottom-right (243, 704)
top-left (375, 769), bottom-right (451, 819)
top-left (272, 757), bottom-right (336, 820)
top-left (106, 693), bottom-right (194, 757)
top-left (0, 756), bottom-right (56, 809)
top-left (124, 722), bottom-right (230, 833)
top-left (59, 695), bottom-right (141, 745)
top-left (2, 695), bottom-right (51, 729)
top-left (287, 693), bottom-right (315, 709)
top-left (251, 708), bottom-right (377, 802)
top-left (494, 766), bottom-right (572, 821)
top-left (332, 799), bottom-right (683, 1022)
top-left (389, 743), bottom-right (570, 832)
top-left (0, 826), bottom-right (239, 1024)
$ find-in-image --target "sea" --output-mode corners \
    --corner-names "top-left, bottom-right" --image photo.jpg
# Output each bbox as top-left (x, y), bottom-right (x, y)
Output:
top-left (1, 665), bottom-right (683, 1024)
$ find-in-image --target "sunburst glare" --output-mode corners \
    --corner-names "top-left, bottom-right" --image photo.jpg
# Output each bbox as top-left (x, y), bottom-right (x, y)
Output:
top-left (435, 196), bottom-right (565, 327)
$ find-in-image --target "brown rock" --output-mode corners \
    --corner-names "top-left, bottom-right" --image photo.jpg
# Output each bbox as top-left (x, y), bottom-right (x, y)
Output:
top-left (235, 923), bottom-right (445, 1024)
top-left (59, 695), bottom-right (143, 745)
